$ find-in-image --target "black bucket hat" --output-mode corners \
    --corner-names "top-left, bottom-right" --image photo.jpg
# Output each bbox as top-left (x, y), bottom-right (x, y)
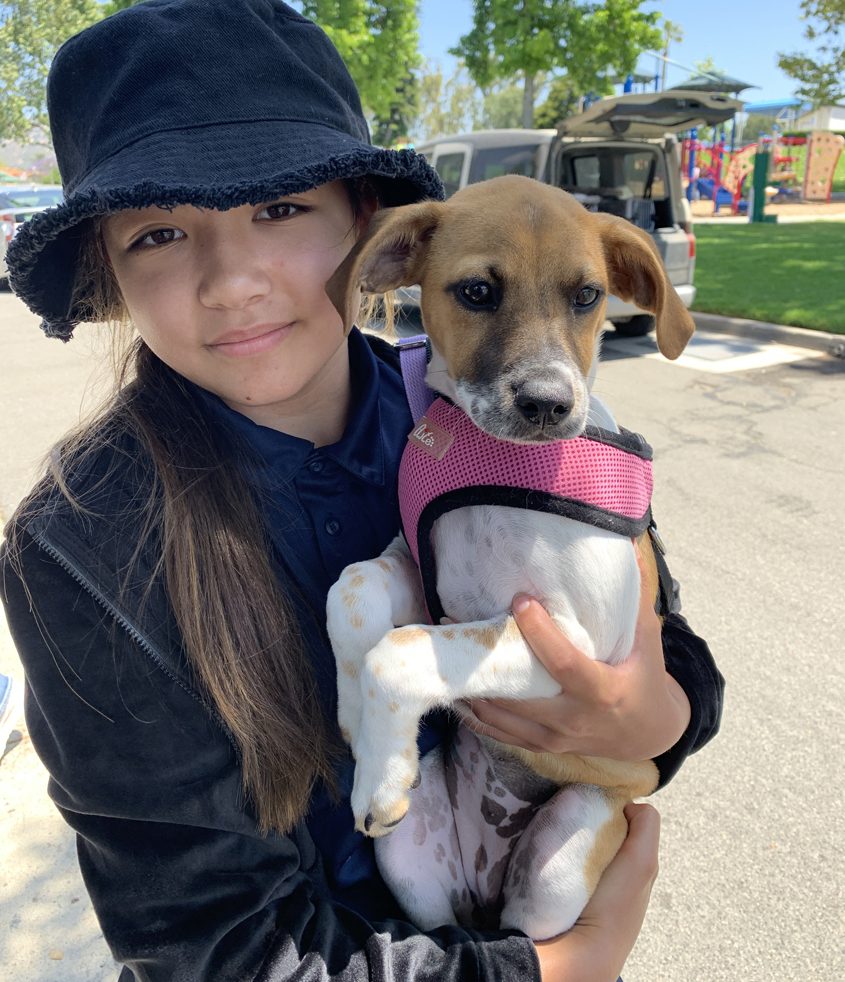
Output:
top-left (7, 0), bottom-right (443, 341)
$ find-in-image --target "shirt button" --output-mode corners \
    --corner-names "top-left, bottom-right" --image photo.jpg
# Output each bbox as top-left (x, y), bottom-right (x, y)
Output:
top-left (308, 459), bottom-right (324, 474)
top-left (325, 518), bottom-right (341, 536)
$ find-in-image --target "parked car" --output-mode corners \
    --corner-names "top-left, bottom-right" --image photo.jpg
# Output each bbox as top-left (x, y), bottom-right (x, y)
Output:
top-left (0, 184), bottom-right (64, 287)
top-left (400, 90), bottom-right (741, 338)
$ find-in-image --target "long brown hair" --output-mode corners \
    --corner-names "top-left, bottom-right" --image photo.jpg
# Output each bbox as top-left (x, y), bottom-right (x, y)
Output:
top-left (9, 183), bottom-right (389, 833)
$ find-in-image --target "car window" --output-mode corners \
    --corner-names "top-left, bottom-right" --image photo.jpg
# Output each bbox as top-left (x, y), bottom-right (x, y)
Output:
top-left (572, 155), bottom-right (601, 188)
top-left (0, 187), bottom-right (63, 208)
top-left (469, 144), bottom-right (542, 183)
top-left (561, 148), bottom-right (666, 200)
top-left (434, 153), bottom-right (465, 197)
top-left (622, 151), bottom-right (662, 197)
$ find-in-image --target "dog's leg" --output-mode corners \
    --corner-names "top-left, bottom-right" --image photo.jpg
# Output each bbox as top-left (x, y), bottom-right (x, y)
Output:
top-left (350, 614), bottom-right (560, 834)
top-left (327, 535), bottom-right (427, 752)
top-left (500, 785), bottom-right (628, 939)
top-left (374, 745), bottom-right (466, 930)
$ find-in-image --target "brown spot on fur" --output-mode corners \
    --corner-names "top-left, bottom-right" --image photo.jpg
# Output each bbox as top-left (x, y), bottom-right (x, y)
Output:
top-left (393, 627), bottom-right (431, 646)
top-left (584, 798), bottom-right (628, 895)
top-left (349, 574), bottom-right (365, 589)
top-left (341, 661), bottom-right (359, 679)
top-left (463, 625), bottom-right (500, 649)
top-left (376, 559), bottom-right (391, 572)
top-left (350, 613), bottom-right (364, 629)
top-left (443, 628), bottom-right (456, 640)
top-left (388, 701), bottom-right (400, 714)
top-left (368, 688), bottom-right (375, 698)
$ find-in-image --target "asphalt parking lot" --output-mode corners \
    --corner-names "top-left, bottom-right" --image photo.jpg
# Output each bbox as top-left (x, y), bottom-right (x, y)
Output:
top-left (1, 291), bottom-right (844, 981)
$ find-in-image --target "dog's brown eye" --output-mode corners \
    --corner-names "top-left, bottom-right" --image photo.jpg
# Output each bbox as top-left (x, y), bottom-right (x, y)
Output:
top-left (458, 280), bottom-right (496, 309)
top-left (574, 286), bottom-right (600, 308)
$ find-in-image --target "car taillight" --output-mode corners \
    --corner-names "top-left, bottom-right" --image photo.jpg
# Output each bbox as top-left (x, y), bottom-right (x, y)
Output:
top-left (0, 214), bottom-right (14, 242)
top-left (686, 230), bottom-right (696, 259)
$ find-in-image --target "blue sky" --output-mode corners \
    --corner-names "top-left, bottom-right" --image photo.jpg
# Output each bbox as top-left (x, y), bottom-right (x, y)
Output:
top-left (418, 0), bottom-right (821, 107)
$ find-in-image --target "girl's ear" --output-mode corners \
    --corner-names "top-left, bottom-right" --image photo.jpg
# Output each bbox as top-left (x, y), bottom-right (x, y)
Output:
top-left (592, 211), bottom-right (695, 360)
top-left (327, 201), bottom-right (443, 334)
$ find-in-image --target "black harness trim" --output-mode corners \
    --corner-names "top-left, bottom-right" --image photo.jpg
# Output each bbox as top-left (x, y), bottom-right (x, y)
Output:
top-left (413, 485), bottom-right (654, 626)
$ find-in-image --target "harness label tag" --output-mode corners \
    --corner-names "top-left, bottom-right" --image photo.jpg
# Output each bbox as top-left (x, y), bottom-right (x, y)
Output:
top-left (408, 415), bottom-right (454, 461)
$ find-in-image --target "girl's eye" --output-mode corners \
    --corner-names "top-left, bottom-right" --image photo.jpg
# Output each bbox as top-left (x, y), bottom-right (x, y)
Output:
top-left (257, 202), bottom-right (302, 221)
top-left (573, 285), bottom-right (600, 308)
top-left (131, 227), bottom-right (184, 250)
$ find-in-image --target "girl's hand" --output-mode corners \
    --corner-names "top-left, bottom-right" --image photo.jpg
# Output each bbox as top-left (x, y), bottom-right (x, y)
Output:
top-left (465, 558), bottom-right (691, 761)
top-left (534, 802), bottom-right (660, 982)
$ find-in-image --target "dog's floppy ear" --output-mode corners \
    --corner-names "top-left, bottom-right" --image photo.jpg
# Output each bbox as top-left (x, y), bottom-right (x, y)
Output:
top-left (327, 201), bottom-right (444, 334)
top-left (593, 212), bottom-right (695, 359)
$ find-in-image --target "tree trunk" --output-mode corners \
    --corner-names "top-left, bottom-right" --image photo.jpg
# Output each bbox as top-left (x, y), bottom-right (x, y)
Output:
top-left (522, 72), bottom-right (535, 128)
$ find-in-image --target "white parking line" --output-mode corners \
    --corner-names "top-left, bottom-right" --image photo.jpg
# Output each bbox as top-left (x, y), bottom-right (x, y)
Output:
top-left (607, 329), bottom-right (826, 374)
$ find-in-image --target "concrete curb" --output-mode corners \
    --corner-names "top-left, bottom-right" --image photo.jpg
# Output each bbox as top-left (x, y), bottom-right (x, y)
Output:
top-left (691, 311), bottom-right (845, 357)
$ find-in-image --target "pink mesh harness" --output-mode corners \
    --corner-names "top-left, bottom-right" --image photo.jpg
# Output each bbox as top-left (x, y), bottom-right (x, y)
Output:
top-left (395, 337), bottom-right (655, 623)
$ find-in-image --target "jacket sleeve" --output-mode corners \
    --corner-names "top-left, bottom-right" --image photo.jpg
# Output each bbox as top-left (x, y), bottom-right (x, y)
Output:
top-left (653, 610), bottom-right (725, 789)
top-left (1, 531), bottom-right (540, 982)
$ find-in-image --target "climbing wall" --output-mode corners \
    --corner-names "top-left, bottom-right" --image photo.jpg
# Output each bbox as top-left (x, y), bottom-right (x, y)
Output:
top-left (803, 131), bottom-right (845, 202)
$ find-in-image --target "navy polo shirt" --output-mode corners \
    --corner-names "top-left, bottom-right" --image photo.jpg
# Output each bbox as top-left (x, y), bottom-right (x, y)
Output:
top-left (197, 328), bottom-right (450, 917)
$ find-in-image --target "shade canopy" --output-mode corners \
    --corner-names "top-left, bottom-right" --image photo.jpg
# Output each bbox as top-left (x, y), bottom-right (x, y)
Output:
top-left (669, 71), bottom-right (757, 94)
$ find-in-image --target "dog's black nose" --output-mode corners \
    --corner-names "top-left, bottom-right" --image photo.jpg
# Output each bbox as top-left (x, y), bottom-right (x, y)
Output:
top-left (514, 383), bottom-right (571, 428)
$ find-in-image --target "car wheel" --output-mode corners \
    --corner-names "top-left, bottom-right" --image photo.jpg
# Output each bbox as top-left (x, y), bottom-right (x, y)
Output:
top-left (614, 314), bottom-right (654, 338)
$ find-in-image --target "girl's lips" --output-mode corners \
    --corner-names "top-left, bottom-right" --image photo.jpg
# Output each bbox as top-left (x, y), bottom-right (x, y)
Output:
top-left (209, 323), bottom-right (294, 357)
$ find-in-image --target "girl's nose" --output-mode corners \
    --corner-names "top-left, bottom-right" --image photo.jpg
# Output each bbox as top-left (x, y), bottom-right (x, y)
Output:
top-left (197, 239), bottom-right (272, 310)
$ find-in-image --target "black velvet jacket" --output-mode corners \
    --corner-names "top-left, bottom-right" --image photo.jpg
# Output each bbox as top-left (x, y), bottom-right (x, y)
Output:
top-left (1, 340), bottom-right (724, 982)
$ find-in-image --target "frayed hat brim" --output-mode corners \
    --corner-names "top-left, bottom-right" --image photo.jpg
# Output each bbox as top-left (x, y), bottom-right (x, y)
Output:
top-left (8, 124), bottom-right (443, 340)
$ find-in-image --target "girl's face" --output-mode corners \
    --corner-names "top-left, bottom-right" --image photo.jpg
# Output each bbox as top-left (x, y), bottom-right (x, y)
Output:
top-left (102, 181), bottom-right (369, 437)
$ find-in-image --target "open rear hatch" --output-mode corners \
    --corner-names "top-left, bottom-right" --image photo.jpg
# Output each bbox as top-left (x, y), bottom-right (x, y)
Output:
top-left (558, 89), bottom-right (743, 139)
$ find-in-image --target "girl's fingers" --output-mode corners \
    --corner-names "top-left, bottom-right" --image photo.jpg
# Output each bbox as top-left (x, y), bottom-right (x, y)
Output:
top-left (466, 698), bottom-right (558, 753)
top-left (511, 595), bottom-right (603, 700)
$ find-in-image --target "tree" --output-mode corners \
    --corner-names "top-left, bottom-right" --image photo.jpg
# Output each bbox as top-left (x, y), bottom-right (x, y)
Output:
top-left (409, 60), bottom-right (483, 142)
top-left (100, 0), bottom-right (144, 14)
top-left (0, 0), bottom-right (102, 146)
top-left (778, 0), bottom-right (845, 106)
top-left (660, 19), bottom-right (683, 90)
top-left (480, 82), bottom-right (525, 128)
top-left (298, 1), bottom-right (420, 126)
top-left (452, 0), bottom-right (662, 128)
top-left (372, 73), bottom-right (417, 147)
top-left (534, 75), bottom-right (581, 128)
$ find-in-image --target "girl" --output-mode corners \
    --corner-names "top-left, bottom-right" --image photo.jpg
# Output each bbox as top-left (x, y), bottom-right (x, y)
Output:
top-left (1, 1), bottom-right (723, 980)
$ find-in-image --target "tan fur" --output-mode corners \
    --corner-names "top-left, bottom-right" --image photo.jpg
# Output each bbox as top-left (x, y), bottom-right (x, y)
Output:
top-left (392, 627), bottom-right (432, 646)
top-left (505, 745), bottom-right (659, 798)
top-left (636, 531), bottom-right (662, 613)
top-left (584, 797), bottom-right (630, 895)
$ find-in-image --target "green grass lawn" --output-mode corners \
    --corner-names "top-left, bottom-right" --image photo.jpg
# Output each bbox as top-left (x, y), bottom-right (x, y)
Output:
top-left (692, 222), bottom-right (845, 333)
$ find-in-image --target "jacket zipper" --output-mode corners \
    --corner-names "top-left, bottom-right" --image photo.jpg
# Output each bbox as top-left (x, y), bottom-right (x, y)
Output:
top-left (32, 529), bottom-right (240, 757)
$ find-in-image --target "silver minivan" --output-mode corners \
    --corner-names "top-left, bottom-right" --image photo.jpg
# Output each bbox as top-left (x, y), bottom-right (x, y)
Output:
top-left (403, 90), bottom-right (741, 337)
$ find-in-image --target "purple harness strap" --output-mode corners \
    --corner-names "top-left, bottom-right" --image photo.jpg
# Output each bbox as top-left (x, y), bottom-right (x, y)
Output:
top-left (396, 335), bottom-right (436, 422)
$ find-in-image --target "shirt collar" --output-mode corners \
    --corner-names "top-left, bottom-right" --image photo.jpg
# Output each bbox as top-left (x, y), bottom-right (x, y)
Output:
top-left (193, 328), bottom-right (386, 487)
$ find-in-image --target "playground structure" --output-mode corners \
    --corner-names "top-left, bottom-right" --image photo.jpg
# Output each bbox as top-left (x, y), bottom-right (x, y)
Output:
top-left (681, 130), bottom-right (844, 215)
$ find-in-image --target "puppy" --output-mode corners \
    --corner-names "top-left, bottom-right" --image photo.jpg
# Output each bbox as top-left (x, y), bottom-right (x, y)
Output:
top-left (325, 174), bottom-right (694, 938)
